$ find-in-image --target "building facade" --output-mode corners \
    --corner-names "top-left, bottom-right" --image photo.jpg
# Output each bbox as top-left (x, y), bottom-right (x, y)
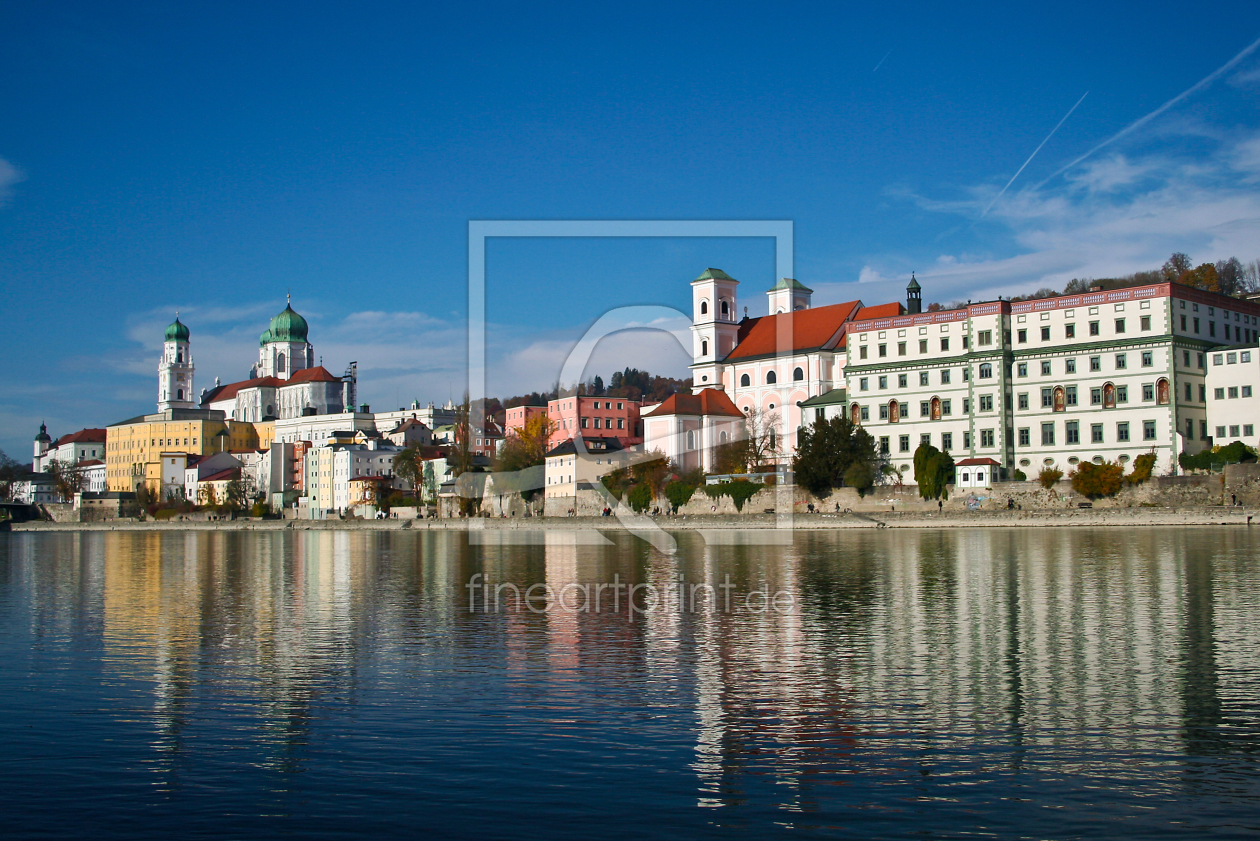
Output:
top-left (546, 395), bottom-right (642, 448)
top-left (1205, 342), bottom-right (1259, 448)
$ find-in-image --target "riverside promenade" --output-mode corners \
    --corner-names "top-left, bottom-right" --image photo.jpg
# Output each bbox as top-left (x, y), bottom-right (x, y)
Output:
top-left (10, 506), bottom-right (1256, 532)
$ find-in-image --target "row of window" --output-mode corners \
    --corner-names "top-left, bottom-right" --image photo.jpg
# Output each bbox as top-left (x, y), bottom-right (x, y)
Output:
top-left (1217, 424), bottom-right (1257, 438)
top-left (1021, 420), bottom-right (1157, 446)
top-left (738, 368), bottom-right (806, 387)
top-left (1214, 386), bottom-right (1254, 400)
top-left (1179, 313), bottom-right (1256, 342)
top-left (1212, 350), bottom-right (1253, 366)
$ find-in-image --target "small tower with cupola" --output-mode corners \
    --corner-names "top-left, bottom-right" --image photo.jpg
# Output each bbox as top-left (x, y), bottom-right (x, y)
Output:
top-left (690, 268), bottom-right (740, 392)
top-left (766, 278), bottom-right (812, 314)
top-left (34, 422), bottom-right (51, 463)
top-left (157, 315), bottom-right (195, 412)
top-left (906, 274), bottom-right (922, 314)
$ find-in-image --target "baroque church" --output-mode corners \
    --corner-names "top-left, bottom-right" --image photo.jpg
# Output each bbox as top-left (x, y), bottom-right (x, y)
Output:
top-left (158, 298), bottom-right (356, 422)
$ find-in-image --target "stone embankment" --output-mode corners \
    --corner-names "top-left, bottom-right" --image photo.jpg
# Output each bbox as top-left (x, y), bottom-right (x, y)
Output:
top-left (10, 506), bottom-right (1255, 532)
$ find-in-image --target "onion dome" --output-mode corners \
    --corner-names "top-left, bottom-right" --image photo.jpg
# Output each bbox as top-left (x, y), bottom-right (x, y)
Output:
top-left (164, 316), bottom-right (190, 342)
top-left (35, 422), bottom-right (51, 443)
top-left (266, 301), bottom-right (309, 343)
top-left (259, 327), bottom-right (273, 347)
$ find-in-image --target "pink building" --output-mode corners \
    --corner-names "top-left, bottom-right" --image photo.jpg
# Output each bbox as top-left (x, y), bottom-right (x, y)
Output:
top-left (641, 390), bottom-right (745, 472)
top-left (503, 405), bottom-right (547, 437)
top-left (546, 395), bottom-right (642, 449)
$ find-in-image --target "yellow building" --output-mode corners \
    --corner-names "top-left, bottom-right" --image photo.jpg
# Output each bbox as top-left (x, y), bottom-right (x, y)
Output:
top-left (106, 410), bottom-right (261, 493)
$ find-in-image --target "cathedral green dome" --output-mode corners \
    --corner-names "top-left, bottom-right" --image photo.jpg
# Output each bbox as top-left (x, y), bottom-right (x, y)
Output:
top-left (164, 317), bottom-right (190, 342)
top-left (266, 303), bottom-right (309, 344)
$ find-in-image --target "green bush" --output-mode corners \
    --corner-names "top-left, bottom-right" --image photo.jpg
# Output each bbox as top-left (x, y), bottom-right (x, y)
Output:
top-left (1071, 461), bottom-right (1123, 499)
top-left (1012, 469), bottom-right (1027, 482)
top-left (703, 480), bottom-right (765, 512)
top-left (1038, 468), bottom-right (1063, 489)
top-left (627, 482), bottom-right (653, 512)
top-left (664, 480), bottom-right (696, 512)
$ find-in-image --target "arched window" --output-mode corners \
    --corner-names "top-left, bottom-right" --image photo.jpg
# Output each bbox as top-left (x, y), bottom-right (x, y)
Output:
top-left (766, 370), bottom-right (777, 384)
top-left (277, 352), bottom-right (286, 374)
top-left (1053, 386), bottom-right (1065, 412)
top-left (700, 300), bottom-right (708, 315)
top-left (176, 389), bottom-right (183, 400)
top-left (701, 340), bottom-right (708, 356)
top-left (721, 300), bottom-right (729, 317)
top-left (793, 367), bottom-right (804, 381)
top-left (850, 403), bottom-right (861, 425)
top-left (686, 430), bottom-right (695, 450)
top-left (177, 352), bottom-right (183, 363)
top-left (889, 401), bottom-right (900, 423)
top-left (979, 363), bottom-right (992, 379)
top-left (719, 430), bottom-right (728, 444)
top-left (1103, 382), bottom-right (1116, 408)
top-left (740, 373), bottom-right (750, 387)
top-left (930, 396), bottom-right (941, 420)
top-left (1156, 377), bottom-right (1170, 405)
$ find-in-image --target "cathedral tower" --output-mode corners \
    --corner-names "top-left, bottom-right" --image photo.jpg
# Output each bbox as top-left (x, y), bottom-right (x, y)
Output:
top-left (158, 315), bottom-right (196, 412)
top-left (766, 278), bottom-right (812, 314)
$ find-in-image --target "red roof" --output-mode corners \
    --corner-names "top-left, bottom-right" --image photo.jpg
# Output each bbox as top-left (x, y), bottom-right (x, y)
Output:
top-left (202, 376), bottom-right (283, 404)
top-left (853, 302), bottom-right (904, 321)
top-left (643, 388), bottom-right (745, 418)
top-left (200, 467), bottom-right (240, 483)
top-left (288, 366), bottom-right (340, 383)
top-left (54, 428), bottom-right (107, 446)
top-left (954, 457), bottom-right (1001, 467)
top-left (78, 459), bottom-right (104, 467)
top-left (726, 300), bottom-right (863, 360)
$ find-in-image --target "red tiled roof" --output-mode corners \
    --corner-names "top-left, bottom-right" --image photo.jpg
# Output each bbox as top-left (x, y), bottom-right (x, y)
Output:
top-left (853, 302), bottom-right (904, 321)
top-left (643, 388), bottom-right (745, 418)
top-left (288, 366), bottom-right (340, 384)
top-left (77, 459), bottom-right (104, 467)
top-left (201, 376), bottom-right (283, 404)
top-left (54, 428), bottom-right (107, 446)
top-left (726, 300), bottom-right (863, 360)
top-left (200, 467), bottom-right (240, 483)
top-left (954, 457), bottom-right (1001, 467)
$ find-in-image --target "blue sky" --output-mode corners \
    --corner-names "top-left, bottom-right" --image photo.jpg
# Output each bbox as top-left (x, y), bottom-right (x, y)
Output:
top-left (4, 1), bottom-right (1260, 458)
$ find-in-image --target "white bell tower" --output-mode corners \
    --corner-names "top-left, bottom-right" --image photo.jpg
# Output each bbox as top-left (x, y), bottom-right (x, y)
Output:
top-left (689, 268), bottom-right (740, 392)
top-left (158, 315), bottom-right (195, 412)
top-left (766, 278), bottom-right (812, 314)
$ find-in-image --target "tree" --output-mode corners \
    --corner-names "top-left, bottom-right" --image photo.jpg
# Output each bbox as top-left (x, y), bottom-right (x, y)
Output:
top-left (664, 480), bottom-right (697, 512)
top-left (1216, 257), bottom-right (1246, 297)
top-left (43, 460), bottom-right (85, 502)
top-left (1181, 263), bottom-right (1220, 293)
top-left (224, 478), bottom-right (248, 510)
top-left (495, 413), bottom-right (556, 473)
top-left (1163, 252), bottom-right (1192, 283)
top-left (1063, 278), bottom-right (1089, 294)
top-left (1070, 461), bottom-right (1123, 499)
top-left (453, 394), bottom-right (474, 477)
top-left (912, 442), bottom-right (954, 501)
top-left (393, 443), bottom-right (425, 499)
top-left (792, 416), bottom-right (879, 497)
top-left (1125, 452), bottom-right (1158, 486)
top-left (1038, 467), bottom-right (1063, 489)
top-left (741, 407), bottom-right (782, 470)
top-left (198, 484), bottom-right (218, 507)
top-left (0, 449), bottom-right (22, 501)
top-left (712, 438), bottom-right (753, 475)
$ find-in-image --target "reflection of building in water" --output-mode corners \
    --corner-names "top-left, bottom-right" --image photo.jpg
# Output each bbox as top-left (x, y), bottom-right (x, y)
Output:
top-left (673, 529), bottom-right (1260, 807)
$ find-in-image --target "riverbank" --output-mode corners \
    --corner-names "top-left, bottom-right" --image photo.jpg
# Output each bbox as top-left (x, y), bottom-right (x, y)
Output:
top-left (8, 505), bottom-right (1256, 532)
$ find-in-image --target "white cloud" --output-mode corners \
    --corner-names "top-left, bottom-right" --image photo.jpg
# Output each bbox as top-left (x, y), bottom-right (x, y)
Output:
top-left (0, 157), bottom-right (24, 204)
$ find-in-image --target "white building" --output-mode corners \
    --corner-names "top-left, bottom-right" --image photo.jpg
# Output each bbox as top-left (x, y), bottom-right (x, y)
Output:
top-left (304, 439), bottom-right (404, 514)
top-left (543, 438), bottom-right (632, 503)
top-left (273, 410), bottom-right (379, 445)
top-left (157, 316), bottom-right (195, 411)
top-left (33, 426), bottom-right (107, 472)
top-left (1205, 343), bottom-right (1259, 448)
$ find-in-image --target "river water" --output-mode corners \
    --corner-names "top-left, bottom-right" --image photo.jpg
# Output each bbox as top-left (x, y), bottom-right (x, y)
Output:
top-left (1, 528), bottom-right (1259, 839)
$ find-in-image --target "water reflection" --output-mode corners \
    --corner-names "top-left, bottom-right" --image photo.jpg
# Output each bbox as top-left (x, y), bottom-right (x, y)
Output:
top-left (1, 527), bottom-right (1258, 837)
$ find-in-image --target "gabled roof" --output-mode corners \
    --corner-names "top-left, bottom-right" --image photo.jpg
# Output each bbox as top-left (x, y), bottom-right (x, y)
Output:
top-left (288, 365), bottom-right (340, 384)
top-left (642, 388), bottom-right (745, 418)
top-left (200, 467), bottom-right (240, 483)
top-left (545, 437), bottom-right (627, 457)
top-left (54, 429), bottom-right (107, 447)
top-left (725, 300), bottom-right (863, 361)
top-left (201, 376), bottom-right (283, 404)
top-left (77, 459), bottom-right (105, 467)
top-left (389, 419), bottom-right (431, 434)
top-left (954, 457), bottom-right (1001, 467)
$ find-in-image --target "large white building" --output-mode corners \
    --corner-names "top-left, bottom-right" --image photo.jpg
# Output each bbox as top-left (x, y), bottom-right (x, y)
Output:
top-left (1205, 343), bottom-right (1259, 448)
top-left (678, 267), bottom-right (1260, 483)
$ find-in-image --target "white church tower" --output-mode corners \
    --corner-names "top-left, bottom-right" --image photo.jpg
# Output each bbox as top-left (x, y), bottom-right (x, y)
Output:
top-left (766, 278), bottom-right (812, 314)
top-left (689, 268), bottom-right (740, 392)
top-left (157, 315), bottom-right (195, 412)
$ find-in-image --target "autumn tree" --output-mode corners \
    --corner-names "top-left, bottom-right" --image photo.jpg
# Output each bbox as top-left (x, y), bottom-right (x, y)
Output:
top-left (1070, 461), bottom-right (1123, 499)
top-left (393, 443), bottom-right (426, 499)
top-left (43, 460), bottom-right (85, 502)
top-left (495, 413), bottom-right (557, 473)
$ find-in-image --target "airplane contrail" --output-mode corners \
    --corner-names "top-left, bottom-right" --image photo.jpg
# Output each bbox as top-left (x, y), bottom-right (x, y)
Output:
top-left (981, 90), bottom-right (1089, 218)
top-left (1036, 31), bottom-right (1260, 189)
top-left (873, 47), bottom-right (893, 72)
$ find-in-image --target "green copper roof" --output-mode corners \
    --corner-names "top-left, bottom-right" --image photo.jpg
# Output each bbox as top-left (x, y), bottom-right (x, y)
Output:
top-left (164, 317), bottom-right (190, 342)
top-left (769, 277), bottom-right (814, 293)
top-left (799, 388), bottom-right (848, 407)
top-left (693, 267), bottom-right (735, 282)
top-left (907, 276), bottom-right (921, 291)
top-left (263, 303), bottom-right (309, 344)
